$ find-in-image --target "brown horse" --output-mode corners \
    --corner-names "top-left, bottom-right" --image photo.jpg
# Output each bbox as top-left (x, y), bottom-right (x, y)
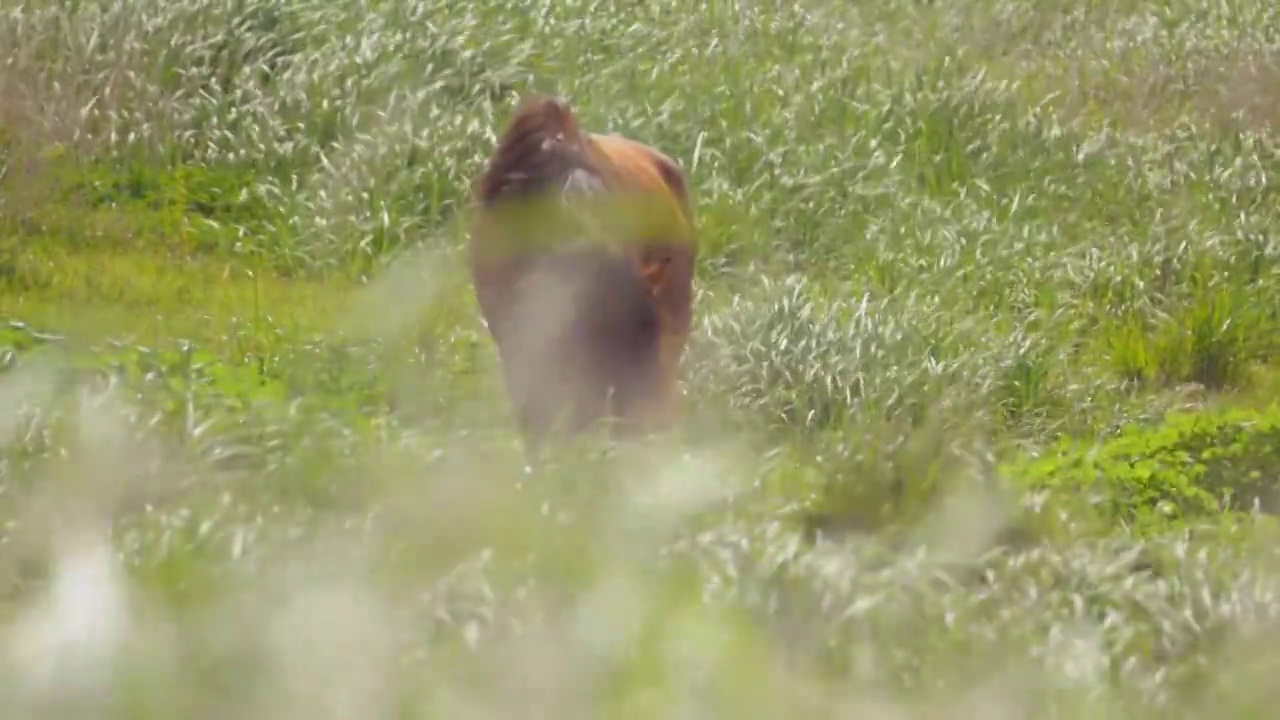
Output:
top-left (467, 96), bottom-right (697, 452)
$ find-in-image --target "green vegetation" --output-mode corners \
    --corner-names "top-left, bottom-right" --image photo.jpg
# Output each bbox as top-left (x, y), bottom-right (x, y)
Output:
top-left (3, 0), bottom-right (1280, 716)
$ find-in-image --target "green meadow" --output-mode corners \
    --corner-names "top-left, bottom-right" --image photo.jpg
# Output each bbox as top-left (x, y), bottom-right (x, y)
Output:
top-left (4, 0), bottom-right (1280, 716)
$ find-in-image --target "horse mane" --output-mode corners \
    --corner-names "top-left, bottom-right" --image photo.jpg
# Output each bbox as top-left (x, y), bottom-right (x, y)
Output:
top-left (475, 95), bottom-right (602, 207)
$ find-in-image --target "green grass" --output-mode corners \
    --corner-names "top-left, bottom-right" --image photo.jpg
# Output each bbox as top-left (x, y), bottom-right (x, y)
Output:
top-left (4, 0), bottom-right (1280, 716)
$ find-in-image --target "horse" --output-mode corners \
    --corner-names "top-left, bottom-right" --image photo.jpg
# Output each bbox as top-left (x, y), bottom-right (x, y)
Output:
top-left (467, 96), bottom-right (697, 454)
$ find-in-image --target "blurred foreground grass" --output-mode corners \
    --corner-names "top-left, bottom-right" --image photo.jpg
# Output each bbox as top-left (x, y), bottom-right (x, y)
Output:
top-left (5, 0), bottom-right (1280, 717)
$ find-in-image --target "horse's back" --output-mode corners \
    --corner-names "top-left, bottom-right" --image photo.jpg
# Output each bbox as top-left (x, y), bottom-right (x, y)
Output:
top-left (587, 133), bottom-right (692, 227)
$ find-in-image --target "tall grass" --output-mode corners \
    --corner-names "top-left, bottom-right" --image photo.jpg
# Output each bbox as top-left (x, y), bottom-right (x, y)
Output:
top-left (4, 0), bottom-right (1280, 717)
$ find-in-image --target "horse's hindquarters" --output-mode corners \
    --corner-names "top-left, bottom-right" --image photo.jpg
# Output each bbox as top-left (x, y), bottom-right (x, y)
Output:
top-left (484, 247), bottom-right (666, 442)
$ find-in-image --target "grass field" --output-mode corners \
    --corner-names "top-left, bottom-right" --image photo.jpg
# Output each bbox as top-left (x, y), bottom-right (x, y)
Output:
top-left (4, 0), bottom-right (1280, 716)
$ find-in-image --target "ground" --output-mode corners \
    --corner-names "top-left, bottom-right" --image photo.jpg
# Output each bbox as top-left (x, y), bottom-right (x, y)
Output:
top-left (3, 0), bottom-right (1280, 717)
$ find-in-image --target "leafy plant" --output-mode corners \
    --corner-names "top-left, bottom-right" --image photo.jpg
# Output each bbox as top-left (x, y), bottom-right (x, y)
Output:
top-left (1007, 406), bottom-right (1280, 533)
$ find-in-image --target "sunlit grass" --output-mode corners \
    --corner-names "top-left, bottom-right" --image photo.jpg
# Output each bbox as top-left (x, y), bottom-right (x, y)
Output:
top-left (0, 245), bottom-right (350, 347)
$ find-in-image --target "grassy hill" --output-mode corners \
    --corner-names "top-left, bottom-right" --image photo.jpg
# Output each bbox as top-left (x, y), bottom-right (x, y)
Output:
top-left (4, 0), bottom-right (1280, 716)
